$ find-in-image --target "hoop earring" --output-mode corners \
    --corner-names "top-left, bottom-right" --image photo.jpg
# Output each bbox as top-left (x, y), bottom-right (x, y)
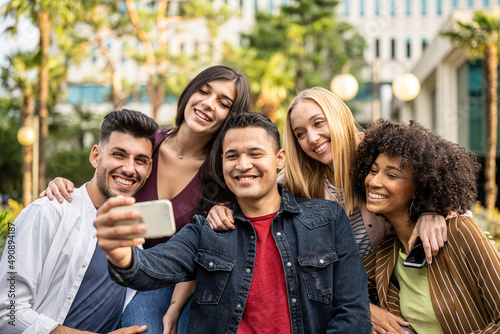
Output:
top-left (409, 199), bottom-right (414, 216)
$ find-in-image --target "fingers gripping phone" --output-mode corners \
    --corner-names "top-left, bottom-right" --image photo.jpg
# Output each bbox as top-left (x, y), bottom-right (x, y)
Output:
top-left (403, 237), bottom-right (427, 269)
top-left (110, 200), bottom-right (176, 239)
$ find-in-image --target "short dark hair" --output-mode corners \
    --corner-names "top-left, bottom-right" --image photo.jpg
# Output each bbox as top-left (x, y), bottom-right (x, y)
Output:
top-left (352, 119), bottom-right (481, 223)
top-left (197, 112), bottom-right (280, 215)
top-left (220, 112), bottom-right (281, 152)
top-left (100, 109), bottom-right (159, 149)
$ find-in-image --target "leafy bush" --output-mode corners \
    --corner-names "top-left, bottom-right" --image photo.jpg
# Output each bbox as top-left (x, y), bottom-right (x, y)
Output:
top-left (0, 199), bottom-right (24, 257)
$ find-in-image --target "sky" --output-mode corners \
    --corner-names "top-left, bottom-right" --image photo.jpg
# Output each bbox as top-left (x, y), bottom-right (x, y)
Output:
top-left (0, 0), bottom-right (38, 66)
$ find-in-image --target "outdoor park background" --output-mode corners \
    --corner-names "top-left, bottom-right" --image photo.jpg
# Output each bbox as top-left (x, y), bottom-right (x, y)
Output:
top-left (0, 0), bottom-right (499, 252)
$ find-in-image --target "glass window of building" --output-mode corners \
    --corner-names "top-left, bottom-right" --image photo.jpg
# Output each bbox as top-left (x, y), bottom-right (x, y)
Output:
top-left (375, 0), bottom-right (380, 15)
top-left (483, 0), bottom-right (490, 6)
top-left (269, 0), bottom-right (273, 13)
top-left (360, 0), bottom-right (364, 16)
top-left (391, 0), bottom-right (396, 15)
top-left (406, 0), bottom-right (411, 15)
top-left (406, 39), bottom-right (411, 58)
top-left (468, 0), bottom-right (474, 7)
top-left (391, 39), bottom-right (396, 59)
top-left (437, 0), bottom-right (442, 14)
top-left (376, 39), bottom-right (380, 58)
top-left (452, 0), bottom-right (458, 8)
top-left (421, 0), bottom-right (427, 15)
top-left (344, 0), bottom-right (349, 15)
top-left (422, 38), bottom-right (427, 50)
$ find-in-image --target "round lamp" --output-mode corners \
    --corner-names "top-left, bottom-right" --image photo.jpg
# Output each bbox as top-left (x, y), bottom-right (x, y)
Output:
top-left (17, 126), bottom-right (36, 146)
top-left (392, 73), bottom-right (420, 101)
top-left (330, 73), bottom-right (359, 101)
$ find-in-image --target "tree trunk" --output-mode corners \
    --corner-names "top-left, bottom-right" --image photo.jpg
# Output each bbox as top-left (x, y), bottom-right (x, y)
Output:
top-left (96, 33), bottom-right (123, 110)
top-left (37, 9), bottom-right (51, 191)
top-left (126, 0), bottom-right (162, 122)
top-left (484, 42), bottom-right (498, 210)
top-left (21, 90), bottom-right (34, 206)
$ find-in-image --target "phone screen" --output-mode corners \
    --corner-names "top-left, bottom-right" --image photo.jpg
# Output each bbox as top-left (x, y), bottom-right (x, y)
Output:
top-left (403, 237), bottom-right (427, 268)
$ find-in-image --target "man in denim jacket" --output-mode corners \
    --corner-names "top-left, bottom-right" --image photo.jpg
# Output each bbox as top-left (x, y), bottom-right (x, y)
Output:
top-left (95, 112), bottom-right (371, 333)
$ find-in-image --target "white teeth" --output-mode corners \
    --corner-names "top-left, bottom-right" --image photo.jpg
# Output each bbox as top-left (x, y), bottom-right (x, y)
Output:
top-left (238, 176), bottom-right (254, 181)
top-left (115, 177), bottom-right (133, 185)
top-left (314, 142), bottom-right (329, 153)
top-left (369, 192), bottom-right (387, 199)
top-left (195, 110), bottom-right (211, 121)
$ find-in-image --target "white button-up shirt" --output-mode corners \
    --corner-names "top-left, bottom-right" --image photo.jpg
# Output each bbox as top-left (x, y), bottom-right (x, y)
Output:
top-left (0, 184), bottom-right (133, 334)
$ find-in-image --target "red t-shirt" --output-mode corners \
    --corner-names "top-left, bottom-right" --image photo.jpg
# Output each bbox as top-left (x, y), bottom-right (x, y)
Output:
top-left (237, 212), bottom-right (292, 334)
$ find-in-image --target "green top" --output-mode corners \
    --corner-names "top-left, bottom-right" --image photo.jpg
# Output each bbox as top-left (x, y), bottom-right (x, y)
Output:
top-left (393, 249), bottom-right (442, 334)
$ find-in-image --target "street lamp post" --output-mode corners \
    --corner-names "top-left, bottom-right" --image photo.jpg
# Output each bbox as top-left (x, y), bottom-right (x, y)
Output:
top-left (330, 59), bottom-right (421, 121)
top-left (17, 115), bottom-right (39, 206)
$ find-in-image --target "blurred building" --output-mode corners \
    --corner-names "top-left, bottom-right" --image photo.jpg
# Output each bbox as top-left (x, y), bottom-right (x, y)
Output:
top-left (62, 0), bottom-right (496, 142)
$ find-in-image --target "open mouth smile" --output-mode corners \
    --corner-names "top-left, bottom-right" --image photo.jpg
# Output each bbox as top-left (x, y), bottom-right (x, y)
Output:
top-left (313, 141), bottom-right (330, 154)
top-left (195, 109), bottom-right (212, 122)
top-left (113, 175), bottom-right (136, 187)
top-left (236, 176), bottom-right (257, 181)
top-left (368, 191), bottom-right (387, 200)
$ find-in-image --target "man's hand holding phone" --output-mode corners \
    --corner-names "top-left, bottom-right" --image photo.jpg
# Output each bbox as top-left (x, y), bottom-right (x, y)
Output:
top-left (94, 197), bottom-right (146, 269)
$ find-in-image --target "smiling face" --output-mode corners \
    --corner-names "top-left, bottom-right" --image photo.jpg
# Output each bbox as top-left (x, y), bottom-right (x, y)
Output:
top-left (222, 127), bottom-right (285, 211)
top-left (289, 100), bottom-right (333, 166)
top-left (90, 131), bottom-right (152, 203)
top-left (364, 153), bottom-right (416, 223)
top-left (184, 79), bottom-right (236, 136)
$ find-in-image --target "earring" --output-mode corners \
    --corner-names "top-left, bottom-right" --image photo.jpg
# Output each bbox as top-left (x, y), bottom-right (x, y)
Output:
top-left (409, 199), bottom-right (414, 216)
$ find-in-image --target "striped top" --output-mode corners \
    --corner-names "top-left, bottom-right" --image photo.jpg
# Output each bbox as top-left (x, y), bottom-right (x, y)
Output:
top-left (325, 178), bottom-right (374, 258)
top-left (363, 215), bottom-right (500, 334)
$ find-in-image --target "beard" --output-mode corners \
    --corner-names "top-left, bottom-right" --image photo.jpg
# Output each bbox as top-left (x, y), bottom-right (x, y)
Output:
top-left (95, 163), bottom-right (145, 199)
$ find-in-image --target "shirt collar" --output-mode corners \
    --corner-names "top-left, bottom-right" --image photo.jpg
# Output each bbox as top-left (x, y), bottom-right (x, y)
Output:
top-left (232, 183), bottom-right (302, 223)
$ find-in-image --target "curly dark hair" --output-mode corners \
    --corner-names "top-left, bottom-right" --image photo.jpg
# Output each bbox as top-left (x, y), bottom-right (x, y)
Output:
top-left (352, 119), bottom-right (481, 223)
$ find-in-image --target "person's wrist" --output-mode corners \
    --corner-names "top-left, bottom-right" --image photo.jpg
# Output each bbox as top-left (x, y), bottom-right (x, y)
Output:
top-left (420, 210), bottom-right (447, 218)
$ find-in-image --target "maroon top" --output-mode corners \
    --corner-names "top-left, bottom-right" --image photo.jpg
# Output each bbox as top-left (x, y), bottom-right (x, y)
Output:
top-left (135, 129), bottom-right (206, 248)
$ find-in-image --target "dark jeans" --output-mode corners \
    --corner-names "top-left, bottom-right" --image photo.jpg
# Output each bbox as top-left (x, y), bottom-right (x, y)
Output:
top-left (121, 285), bottom-right (191, 334)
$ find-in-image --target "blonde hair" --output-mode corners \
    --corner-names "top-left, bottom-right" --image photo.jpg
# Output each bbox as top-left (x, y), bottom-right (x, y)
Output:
top-left (282, 87), bottom-right (362, 215)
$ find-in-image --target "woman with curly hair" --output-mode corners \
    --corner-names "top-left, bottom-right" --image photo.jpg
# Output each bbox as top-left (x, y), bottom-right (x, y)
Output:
top-left (353, 119), bottom-right (500, 333)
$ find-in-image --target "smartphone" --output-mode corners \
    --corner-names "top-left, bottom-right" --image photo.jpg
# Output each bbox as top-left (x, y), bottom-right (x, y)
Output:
top-left (403, 237), bottom-right (427, 268)
top-left (110, 200), bottom-right (176, 239)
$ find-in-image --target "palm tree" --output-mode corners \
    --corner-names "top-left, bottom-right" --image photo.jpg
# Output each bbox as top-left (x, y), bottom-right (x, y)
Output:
top-left (1, 0), bottom-right (79, 190)
top-left (1, 52), bottom-right (37, 206)
top-left (443, 11), bottom-right (500, 210)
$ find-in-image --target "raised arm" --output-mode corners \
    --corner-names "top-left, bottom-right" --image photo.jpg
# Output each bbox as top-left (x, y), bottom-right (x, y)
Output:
top-left (207, 204), bottom-right (234, 231)
top-left (93, 196), bottom-right (146, 269)
top-left (409, 213), bottom-right (447, 264)
top-left (39, 177), bottom-right (75, 203)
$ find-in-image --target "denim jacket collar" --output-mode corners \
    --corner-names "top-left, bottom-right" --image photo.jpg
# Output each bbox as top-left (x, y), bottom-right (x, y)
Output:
top-left (231, 183), bottom-right (302, 223)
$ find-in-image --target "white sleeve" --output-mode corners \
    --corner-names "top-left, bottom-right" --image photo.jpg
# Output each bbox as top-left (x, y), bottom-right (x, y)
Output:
top-left (0, 203), bottom-right (61, 334)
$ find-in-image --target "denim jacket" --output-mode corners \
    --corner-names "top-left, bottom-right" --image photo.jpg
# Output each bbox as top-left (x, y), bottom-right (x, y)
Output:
top-left (109, 185), bottom-right (371, 333)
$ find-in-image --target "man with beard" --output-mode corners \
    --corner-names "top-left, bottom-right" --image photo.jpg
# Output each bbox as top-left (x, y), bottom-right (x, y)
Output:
top-left (0, 109), bottom-right (157, 334)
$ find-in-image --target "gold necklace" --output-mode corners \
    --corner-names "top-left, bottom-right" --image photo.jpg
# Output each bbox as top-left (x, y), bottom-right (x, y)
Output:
top-left (171, 136), bottom-right (204, 160)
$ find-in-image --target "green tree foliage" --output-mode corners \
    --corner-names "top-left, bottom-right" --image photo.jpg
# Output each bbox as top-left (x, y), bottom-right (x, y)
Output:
top-left (442, 10), bottom-right (500, 210)
top-left (223, 0), bottom-right (366, 123)
top-left (1, 0), bottom-right (87, 189)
